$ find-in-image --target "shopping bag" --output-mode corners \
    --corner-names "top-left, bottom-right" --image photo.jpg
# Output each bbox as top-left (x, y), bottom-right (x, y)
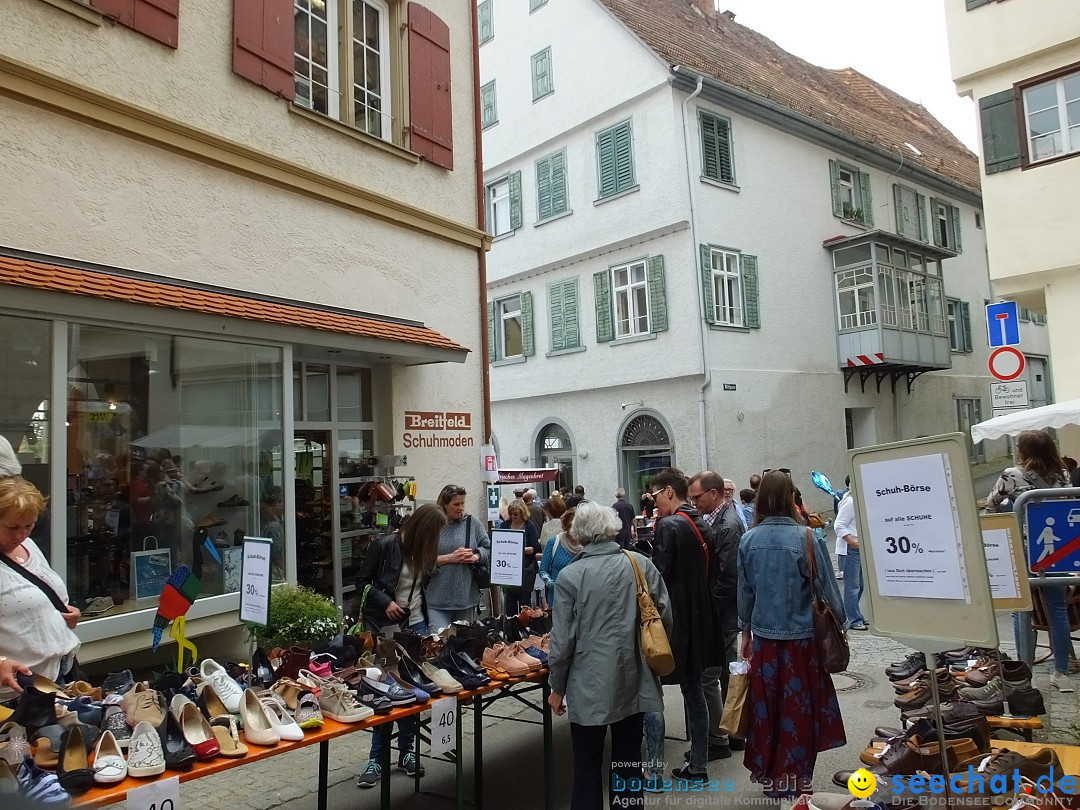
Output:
top-left (130, 536), bottom-right (172, 602)
top-left (719, 661), bottom-right (750, 739)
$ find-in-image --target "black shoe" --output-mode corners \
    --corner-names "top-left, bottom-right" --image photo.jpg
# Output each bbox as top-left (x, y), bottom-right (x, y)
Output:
top-left (158, 711), bottom-right (197, 771)
top-left (358, 677), bottom-right (415, 708)
top-left (729, 737), bottom-right (745, 751)
top-left (10, 686), bottom-right (58, 736)
top-left (886, 653), bottom-right (926, 681)
top-left (398, 751), bottom-right (425, 777)
top-left (671, 764), bottom-right (707, 782)
top-left (102, 669), bottom-right (135, 697)
top-left (1005, 687), bottom-right (1045, 716)
top-left (251, 647), bottom-right (276, 689)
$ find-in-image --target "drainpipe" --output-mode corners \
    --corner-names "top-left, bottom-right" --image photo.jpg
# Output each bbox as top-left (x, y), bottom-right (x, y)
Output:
top-left (472, 1), bottom-right (492, 444)
top-left (676, 66), bottom-right (711, 469)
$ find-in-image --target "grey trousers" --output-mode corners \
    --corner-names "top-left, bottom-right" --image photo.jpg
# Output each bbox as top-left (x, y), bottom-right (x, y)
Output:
top-left (702, 631), bottom-right (740, 745)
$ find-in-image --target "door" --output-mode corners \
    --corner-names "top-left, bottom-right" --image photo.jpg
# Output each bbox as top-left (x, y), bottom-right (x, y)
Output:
top-left (293, 431), bottom-right (333, 599)
top-left (1025, 356), bottom-right (1050, 408)
top-left (956, 398), bottom-right (984, 462)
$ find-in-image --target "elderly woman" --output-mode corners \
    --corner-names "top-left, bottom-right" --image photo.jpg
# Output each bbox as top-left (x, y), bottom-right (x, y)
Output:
top-left (0, 475), bottom-right (82, 700)
top-left (425, 484), bottom-right (490, 630)
top-left (548, 501), bottom-right (671, 810)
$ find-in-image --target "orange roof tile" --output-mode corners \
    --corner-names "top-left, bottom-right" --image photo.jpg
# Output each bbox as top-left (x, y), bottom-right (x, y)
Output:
top-left (0, 255), bottom-right (468, 354)
top-left (597, 0), bottom-right (980, 196)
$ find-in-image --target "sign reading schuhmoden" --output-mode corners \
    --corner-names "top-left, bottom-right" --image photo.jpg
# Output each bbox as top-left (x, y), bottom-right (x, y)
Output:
top-left (402, 411), bottom-right (475, 449)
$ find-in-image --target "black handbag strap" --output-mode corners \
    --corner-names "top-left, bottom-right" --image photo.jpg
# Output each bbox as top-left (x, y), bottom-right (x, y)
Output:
top-left (464, 514), bottom-right (473, 550)
top-left (0, 549), bottom-right (68, 613)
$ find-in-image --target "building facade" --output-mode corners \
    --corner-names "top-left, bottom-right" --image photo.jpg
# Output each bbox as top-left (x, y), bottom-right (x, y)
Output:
top-left (0, 0), bottom-right (486, 662)
top-left (481, 0), bottom-right (1051, 507)
top-left (942, 0), bottom-right (1079, 447)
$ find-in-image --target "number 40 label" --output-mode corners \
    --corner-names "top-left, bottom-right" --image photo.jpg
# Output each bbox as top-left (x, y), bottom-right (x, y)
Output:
top-left (128, 775), bottom-right (180, 810)
top-left (429, 697), bottom-right (457, 757)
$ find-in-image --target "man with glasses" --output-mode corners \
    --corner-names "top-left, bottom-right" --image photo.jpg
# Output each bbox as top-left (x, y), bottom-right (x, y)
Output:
top-left (642, 468), bottom-right (721, 784)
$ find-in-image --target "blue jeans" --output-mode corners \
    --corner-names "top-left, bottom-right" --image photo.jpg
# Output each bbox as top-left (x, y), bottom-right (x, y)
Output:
top-left (642, 711), bottom-right (664, 776)
top-left (841, 549), bottom-right (865, 628)
top-left (427, 607), bottom-right (476, 631)
top-left (640, 682), bottom-right (709, 773)
top-left (1014, 586), bottom-right (1072, 673)
top-left (367, 619), bottom-right (428, 764)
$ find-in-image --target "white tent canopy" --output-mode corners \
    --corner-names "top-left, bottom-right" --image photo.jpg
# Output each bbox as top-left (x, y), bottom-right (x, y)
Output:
top-left (970, 398), bottom-right (1080, 443)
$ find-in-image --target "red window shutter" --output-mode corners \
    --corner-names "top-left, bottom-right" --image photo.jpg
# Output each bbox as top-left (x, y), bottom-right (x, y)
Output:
top-left (232, 0), bottom-right (295, 100)
top-left (408, 3), bottom-right (454, 170)
top-left (90, 0), bottom-right (180, 48)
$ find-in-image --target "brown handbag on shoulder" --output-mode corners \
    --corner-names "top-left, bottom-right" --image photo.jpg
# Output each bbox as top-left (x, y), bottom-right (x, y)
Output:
top-left (804, 528), bottom-right (850, 673)
top-left (623, 551), bottom-right (675, 677)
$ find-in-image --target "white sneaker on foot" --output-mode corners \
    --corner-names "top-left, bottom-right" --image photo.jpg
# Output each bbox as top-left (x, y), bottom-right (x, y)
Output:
top-left (1051, 670), bottom-right (1074, 692)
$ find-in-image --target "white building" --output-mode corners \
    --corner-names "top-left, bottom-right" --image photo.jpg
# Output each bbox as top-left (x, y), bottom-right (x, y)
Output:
top-left (942, 0), bottom-right (1079, 450)
top-left (480, 0), bottom-right (1051, 507)
top-left (0, 0), bottom-right (486, 663)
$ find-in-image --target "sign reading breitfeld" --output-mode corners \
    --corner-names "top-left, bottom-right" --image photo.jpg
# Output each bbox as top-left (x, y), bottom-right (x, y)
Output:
top-left (402, 411), bottom-right (475, 449)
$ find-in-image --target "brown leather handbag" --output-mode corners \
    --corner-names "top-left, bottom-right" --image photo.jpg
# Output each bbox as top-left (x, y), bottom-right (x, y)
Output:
top-left (624, 551), bottom-right (675, 677)
top-left (804, 528), bottom-right (850, 673)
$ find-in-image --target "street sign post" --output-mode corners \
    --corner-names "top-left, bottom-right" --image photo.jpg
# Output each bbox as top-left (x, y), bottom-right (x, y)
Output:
top-left (990, 380), bottom-right (1029, 409)
top-left (1025, 498), bottom-right (1080, 573)
top-left (986, 301), bottom-right (1021, 348)
top-left (988, 346), bottom-right (1026, 381)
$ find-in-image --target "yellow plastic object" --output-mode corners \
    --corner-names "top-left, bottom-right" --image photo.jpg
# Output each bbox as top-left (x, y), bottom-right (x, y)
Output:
top-left (170, 615), bottom-right (199, 673)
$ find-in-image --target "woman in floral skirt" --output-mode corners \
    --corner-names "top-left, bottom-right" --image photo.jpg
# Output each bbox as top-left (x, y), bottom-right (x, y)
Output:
top-left (737, 471), bottom-right (846, 798)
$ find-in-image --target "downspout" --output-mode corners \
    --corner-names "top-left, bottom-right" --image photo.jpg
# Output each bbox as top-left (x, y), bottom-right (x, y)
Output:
top-left (676, 67), bottom-right (710, 469)
top-left (472, 1), bottom-right (492, 444)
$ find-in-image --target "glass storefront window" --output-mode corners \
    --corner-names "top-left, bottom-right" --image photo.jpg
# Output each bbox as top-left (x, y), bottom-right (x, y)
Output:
top-left (305, 365), bottom-right (330, 422)
top-left (66, 325), bottom-right (283, 617)
top-left (1, 315), bottom-right (52, 556)
top-left (337, 368), bottom-right (372, 422)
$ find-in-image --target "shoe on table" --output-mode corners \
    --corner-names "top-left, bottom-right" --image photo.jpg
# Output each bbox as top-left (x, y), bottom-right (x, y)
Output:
top-left (398, 751), bottom-right (425, 777)
top-left (1051, 671), bottom-right (1075, 692)
top-left (102, 670), bottom-right (135, 697)
top-left (357, 760), bottom-right (382, 789)
top-left (200, 659), bottom-right (244, 713)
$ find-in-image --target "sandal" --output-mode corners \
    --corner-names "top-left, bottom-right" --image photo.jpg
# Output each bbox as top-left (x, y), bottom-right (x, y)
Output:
top-left (210, 715), bottom-right (248, 758)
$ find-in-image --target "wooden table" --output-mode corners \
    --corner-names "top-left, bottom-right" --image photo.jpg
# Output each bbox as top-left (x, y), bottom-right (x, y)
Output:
top-left (988, 714), bottom-right (1045, 742)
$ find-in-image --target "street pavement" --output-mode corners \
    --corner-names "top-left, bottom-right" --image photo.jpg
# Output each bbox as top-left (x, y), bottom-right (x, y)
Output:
top-left (102, 613), bottom-right (1079, 809)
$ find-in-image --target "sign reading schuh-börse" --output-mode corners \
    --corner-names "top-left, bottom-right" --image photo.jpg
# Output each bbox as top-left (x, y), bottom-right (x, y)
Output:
top-left (402, 411), bottom-right (475, 449)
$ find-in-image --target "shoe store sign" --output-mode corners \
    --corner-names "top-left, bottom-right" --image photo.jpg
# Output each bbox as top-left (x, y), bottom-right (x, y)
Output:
top-left (402, 411), bottom-right (475, 449)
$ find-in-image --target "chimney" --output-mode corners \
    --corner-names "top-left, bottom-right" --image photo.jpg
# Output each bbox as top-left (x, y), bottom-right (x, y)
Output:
top-left (721, 9), bottom-right (735, 21)
top-left (691, 0), bottom-right (717, 22)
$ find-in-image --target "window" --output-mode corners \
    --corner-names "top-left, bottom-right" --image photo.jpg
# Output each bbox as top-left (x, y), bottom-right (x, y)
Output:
top-left (836, 268), bottom-right (877, 330)
top-left (893, 184), bottom-right (927, 242)
top-left (294, 0), bottom-right (392, 139)
top-left (931, 198), bottom-right (962, 252)
top-left (594, 257), bottom-right (667, 342)
top-left (612, 261), bottom-right (649, 338)
top-left (947, 298), bottom-right (973, 352)
top-left (499, 296), bottom-right (523, 358)
top-left (480, 80), bottom-right (498, 129)
top-left (536, 151), bottom-right (569, 221)
top-left (548, 278), bottom-right (581, 352)
top-left (486, 178), bottom-right (511, 237)
top-left (531, 48), bottom-right (553, 101)
top-left (487, 292), bottom-right (533, 361)
top-left (830, 160), bottom-right (873, 225)
top-left (699, 111), bottom-right (735, 185)
top-left (1024, 70), bottom-right (1080, 163)
top-left (595, 120), bottom-right (636, 198)
top-left (709, 249), bottom-right (743, 326)
top-left (478, 0), bottom-right (493, 44)
top-left (975, 211), bottom-right (983, 229)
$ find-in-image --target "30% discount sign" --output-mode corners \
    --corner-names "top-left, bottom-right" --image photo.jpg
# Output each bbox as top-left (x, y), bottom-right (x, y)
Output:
top-left (883, 536), bottom-right (925, 554)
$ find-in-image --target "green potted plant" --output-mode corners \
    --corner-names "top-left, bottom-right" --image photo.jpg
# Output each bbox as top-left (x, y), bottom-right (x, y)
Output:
top-left (245, 584), bottom-right (341, 649)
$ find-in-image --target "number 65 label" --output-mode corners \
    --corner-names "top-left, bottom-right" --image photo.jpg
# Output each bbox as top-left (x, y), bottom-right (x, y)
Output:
top-left (128, 775), bottom-right (180, 810)
top-left (429, 697), bottom-right (457, 757)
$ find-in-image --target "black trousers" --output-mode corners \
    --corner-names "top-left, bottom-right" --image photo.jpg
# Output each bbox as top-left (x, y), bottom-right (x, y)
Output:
top-left (569, 712), bottom-right (644, 809)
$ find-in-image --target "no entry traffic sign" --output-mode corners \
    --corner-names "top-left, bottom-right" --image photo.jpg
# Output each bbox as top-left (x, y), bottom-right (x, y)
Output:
top-left (988, 346), bottom-right (1025, 381)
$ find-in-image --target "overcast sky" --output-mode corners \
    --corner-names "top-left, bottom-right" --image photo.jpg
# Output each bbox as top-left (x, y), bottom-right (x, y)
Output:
top-left (715, 0), bottom-right (979, 152)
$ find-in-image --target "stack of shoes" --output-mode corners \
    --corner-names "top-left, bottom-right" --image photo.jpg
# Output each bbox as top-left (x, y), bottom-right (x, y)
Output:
top-left (957, 660), bottom-right (1046, 716)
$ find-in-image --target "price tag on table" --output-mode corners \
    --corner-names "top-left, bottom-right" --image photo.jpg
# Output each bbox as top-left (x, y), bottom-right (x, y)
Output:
top-left (128, 775), bottom-right (180, 810)
top-left (239, 537), bottom-right (273, 626)
top-left (489, 528), bottom-right (524, 587)
top-left (429, 697), bottom-right (458, 757)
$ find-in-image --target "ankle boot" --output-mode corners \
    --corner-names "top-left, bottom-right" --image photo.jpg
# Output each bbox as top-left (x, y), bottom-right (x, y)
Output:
top-left (10, 686), bottom-right (58, 736)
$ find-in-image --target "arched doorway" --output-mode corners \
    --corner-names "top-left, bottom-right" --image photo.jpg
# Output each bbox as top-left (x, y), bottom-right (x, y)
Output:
top-left (619, 413), bottom-right (674, 508)
top-left (535, 422), bottom-right (575, 497)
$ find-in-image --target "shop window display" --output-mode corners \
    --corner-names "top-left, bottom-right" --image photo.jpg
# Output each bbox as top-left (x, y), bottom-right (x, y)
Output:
top-left (66, 325), bottom-right (284, 618)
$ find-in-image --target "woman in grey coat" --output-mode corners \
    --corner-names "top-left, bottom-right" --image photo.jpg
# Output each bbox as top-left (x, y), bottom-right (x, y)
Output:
top-left (547, 501), bottom-right (672, 810)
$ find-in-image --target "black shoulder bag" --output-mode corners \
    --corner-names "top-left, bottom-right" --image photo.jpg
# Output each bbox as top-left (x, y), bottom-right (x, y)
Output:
top-left (0, 552), bottom-right (68, 613)
top-left (466, 515), bottom-right (491, 588)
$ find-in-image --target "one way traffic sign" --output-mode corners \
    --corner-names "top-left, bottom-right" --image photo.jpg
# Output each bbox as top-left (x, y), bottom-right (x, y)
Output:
top-left (986, 301), bottom-right (1021, 348)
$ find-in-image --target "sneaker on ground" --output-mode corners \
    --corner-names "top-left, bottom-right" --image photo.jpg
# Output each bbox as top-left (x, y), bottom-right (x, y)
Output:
top-left (642, 771), bottom-right (667, 793)
top-left (671, 763), bottom-right (707, 781)
top-left (398, 751), bottom-right (425, 777)
top-left (1051, 671), bottom-right (1075, 692)
top-left (357, 761), bottom-right (381, 789)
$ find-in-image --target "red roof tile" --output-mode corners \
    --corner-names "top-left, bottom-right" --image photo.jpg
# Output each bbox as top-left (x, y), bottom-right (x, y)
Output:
top-left (0, 255), bottom-right (468, 354)
top-left (597, 0), bottom-right (980, 195)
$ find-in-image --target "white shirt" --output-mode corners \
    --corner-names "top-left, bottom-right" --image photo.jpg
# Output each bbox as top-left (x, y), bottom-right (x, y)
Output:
top-left (395, 560), bottom-right (425, 627)
top-left (833, 493), bottom-right (857, 556)
top-left (0, 540), bottom-right (81, 700)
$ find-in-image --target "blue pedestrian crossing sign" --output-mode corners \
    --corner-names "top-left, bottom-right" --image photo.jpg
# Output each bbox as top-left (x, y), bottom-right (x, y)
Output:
top-left (1026, 498), bottom-right (1080, 573)
top-left (986, 301), bottom-right (1021, 348)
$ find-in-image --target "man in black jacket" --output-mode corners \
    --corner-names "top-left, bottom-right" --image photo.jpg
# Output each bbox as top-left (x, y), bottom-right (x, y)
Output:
top-left (645, 467), bottom-right (722, 782)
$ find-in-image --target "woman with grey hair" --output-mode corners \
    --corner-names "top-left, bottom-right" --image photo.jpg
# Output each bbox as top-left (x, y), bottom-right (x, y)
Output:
top-left (547, 501), bottom-right (672, 809)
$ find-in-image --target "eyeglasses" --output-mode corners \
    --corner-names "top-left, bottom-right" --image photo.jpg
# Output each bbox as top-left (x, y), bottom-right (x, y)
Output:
top-left (762, 468), bottom-right (792, 476)
top-left (651, 486), bottom-right (669, 499)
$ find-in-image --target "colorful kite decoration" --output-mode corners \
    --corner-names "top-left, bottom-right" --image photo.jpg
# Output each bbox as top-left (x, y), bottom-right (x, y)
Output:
top-left (152, 565), bottom-right (201, 670)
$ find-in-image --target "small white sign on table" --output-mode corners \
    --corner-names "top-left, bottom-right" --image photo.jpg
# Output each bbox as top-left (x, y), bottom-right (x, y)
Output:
top-left (489, 528), bottom-right (524, 587)
top-left (429, 697), bottom-right (457, 757)
top-left (128, 775), bottom-right (180, 810)
top-left (240, 537), bottom-right (273, 626)
top-left (990, 380), bottom-right (1029, 409)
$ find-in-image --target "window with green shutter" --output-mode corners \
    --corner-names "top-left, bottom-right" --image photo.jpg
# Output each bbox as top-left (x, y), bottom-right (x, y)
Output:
top-left (491, 293), bottom-right (532, 360)
top-left (531, 48), bottom-right (554, 101)
top-left (947, 298), bottom-right (974, 352)
top-left (593, 271), bottom-right (614, 342)
top-left (478, 0), bottom-right (493, 44)
top-left (700, 245), bottom-right (761, 329)
top-left (829, 160), bottom-right (873, 226)
top-left (894, 184), bottom-right (927, 242)
top-left (508, 170), bottom-right (522, 230)
top-left (979, 90), bottom-right (1023, 174)
top-left (480, 80), bottom-right (498, 129)
top-left (536, 151), bottom-right (569, 221)
top-left (699, 110), bottom-right (735, 185)
top-left (647, 256), bottom-right (668, 334)
top-left (596, 120), bottom-right (636, 199)
top-left (930, 198), bottom-right (963, 253)
top-left (548, 278), bottom-right (581, 353)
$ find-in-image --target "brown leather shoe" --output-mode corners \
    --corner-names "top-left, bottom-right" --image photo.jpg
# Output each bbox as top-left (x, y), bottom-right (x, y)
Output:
top-left (860, 736), bottom-right (979, 768)
top-left (895, 681), bottom-right (958, 709)
top-left (893, 668), bottom-right (954, 695)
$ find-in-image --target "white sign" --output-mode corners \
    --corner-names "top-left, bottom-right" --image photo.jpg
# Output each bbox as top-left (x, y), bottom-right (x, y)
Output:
top-left (239, 537), bottom-right (273, 626)
top-left (860, 453), bottom-right (968, 600)
top-left (990, 380), bottom-right (1029, 409)
top-left (992, 406), bottom-right (1029, 419)
top-left (988, 346), bottom-right (1026, 381)
top-left (128, 775), bottom-right (180, 810)
top-left (487, 485), bottom-right (501, 522)
top-left (981, 527), bottom-right (1021, 601)
top-left (480, 444), bottom-right (499, 484)
top-left (429, 697), bottom-right (457, 757)
top-left (489, 529), bottom-right (524, 587)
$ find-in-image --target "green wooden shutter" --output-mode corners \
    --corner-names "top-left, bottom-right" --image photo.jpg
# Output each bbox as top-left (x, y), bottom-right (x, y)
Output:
top-left (916, 194), bottom-right (929, 243)
top-left (950, 206), bottom-right (963, 253)
top-left (701, 113), bottom-right (719, 180)
top-left (593, 271), bottom-right (613, 342)
top-left (536, 157), bottom-right (553, 221)
top-left (548, 281), bottom-right (565, 352)
top-left (563, 279), bottom-right (580, 348)
top-left (508, 170), bottom-right (522, 230)
top-left (647, 255), bottom-right (667, 334)
top-left (480, 81), bottom-right (497, 128)
top-left (487, 301), bottom-right (497, 362)
top-left (520, 292), bottom-right (535, 357)
top-left (613, 122), bottom-right (634, 192)
top-left (742, 254), bottom-right (760, 329)
top-left (829, 159), bottom-right (843, 218)
top-left (531, 49), bottom-right (553, 101)
top-left (859, 172), bottom-right (874, 226)
top-left (700, 244), bottom-right (716, 324)
top-left (478, 0), bottom-right (493, 44)
top-left (930, 197), bottom-right (942, 246)
top-left (960, 301), bottom-right (973, 352)
top-left (549, 152), bottom-right (567, 216)
top-left (893, 184), bottom-right (905, 234)
top-left (596, 128), bottom-right (616, 197)
top-left (979, 90), bottom-right (1023, 174)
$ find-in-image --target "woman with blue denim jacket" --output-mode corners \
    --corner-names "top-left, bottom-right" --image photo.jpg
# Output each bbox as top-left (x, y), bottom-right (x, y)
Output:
top-left (737, 471), bottom-right (847, 799)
